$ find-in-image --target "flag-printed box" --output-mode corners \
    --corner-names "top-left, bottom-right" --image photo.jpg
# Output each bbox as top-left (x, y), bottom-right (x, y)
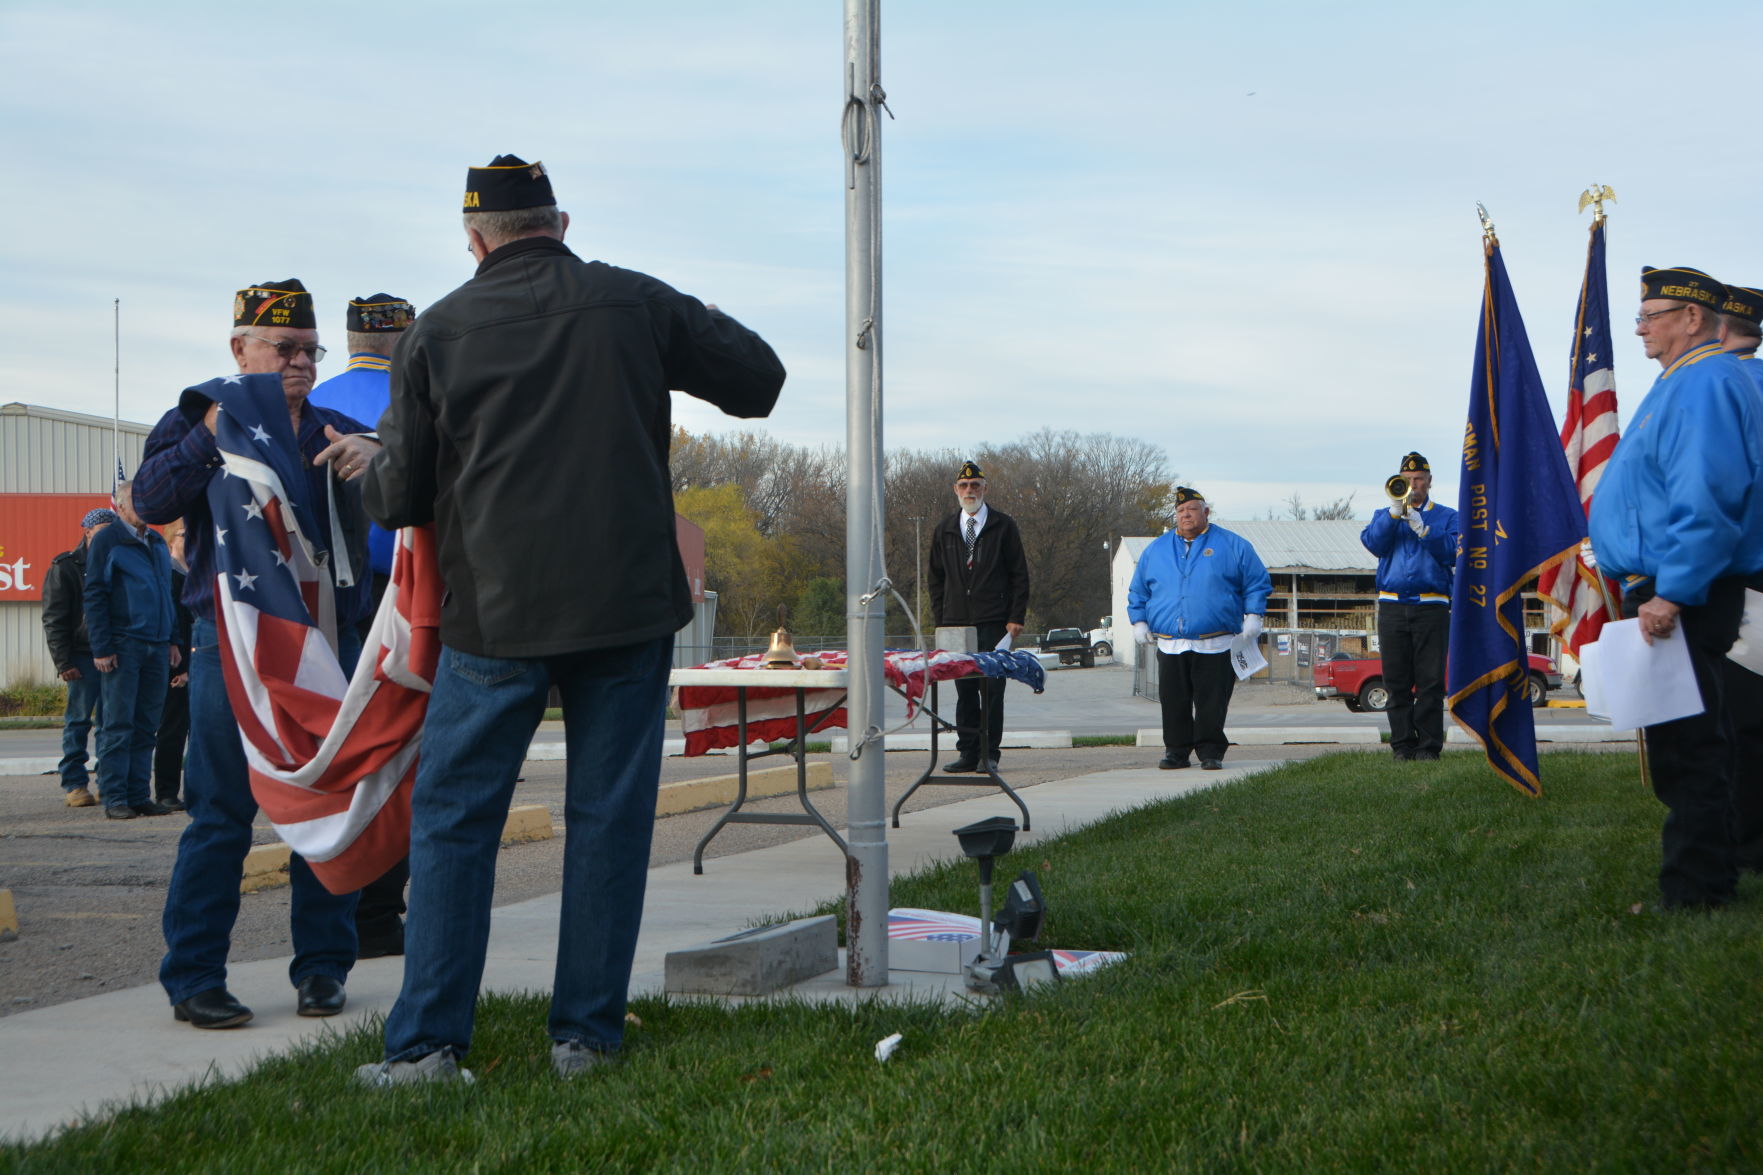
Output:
top-left (887, 908), bottom-right (984, 974)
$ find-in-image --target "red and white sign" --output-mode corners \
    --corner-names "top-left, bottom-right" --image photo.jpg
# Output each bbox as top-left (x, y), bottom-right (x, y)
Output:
top-left (0, 494), bottom-right (116, 601)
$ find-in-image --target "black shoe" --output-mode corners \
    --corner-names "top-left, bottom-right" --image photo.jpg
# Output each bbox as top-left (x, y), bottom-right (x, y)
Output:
top-left (357, 924), bottom-right (405, 959)
top-left (105, 805), bottom-right (137, 820)
top-left (1414, 750), bottom-right (1441, 762)
top-left (1392, 749), bottom-right (1417, 762)
top-left (296, 974), bottom-right (347, 1017)
top-left (132, 801), bottom-right (174, 817)
top-left (1158, 755), bottom-right (1191, 770)
top-left (157, 796), bottom-right (187, 812)
top-left (173, 987), bottom-right (254, 1029)
top-left (983, 760), bottom-right (1001, 774)
top-left (942, 758), bottom-right (979, 774)
top-left (1200, 759), bottom-right (1224, 771)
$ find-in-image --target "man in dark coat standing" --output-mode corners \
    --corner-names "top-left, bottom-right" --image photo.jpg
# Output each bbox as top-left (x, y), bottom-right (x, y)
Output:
top-left (926, 459), bottom-right (1031, 773)
top-left (41, 508), bottom-right (117, 808)
top-left (357, 154), bottom-right (785, 1086)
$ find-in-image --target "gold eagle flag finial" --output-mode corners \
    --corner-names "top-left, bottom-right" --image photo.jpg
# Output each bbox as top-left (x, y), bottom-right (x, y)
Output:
top-left (1476, 201), bottom-right (1498, 251)
top-left (1577, 184), bottom-right (1617, 221)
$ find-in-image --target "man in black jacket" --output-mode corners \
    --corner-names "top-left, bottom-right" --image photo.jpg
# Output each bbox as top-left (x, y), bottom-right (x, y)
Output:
top-left (358, 154), bottom-right (785, 1087)
top-left (41, 508), bottom-right (117, 808)
top-left (926, 459), bottom-right (1031, 773)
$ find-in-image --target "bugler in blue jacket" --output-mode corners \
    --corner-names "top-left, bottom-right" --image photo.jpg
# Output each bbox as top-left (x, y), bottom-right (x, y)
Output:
top-left (1588, 342), bottom-right (1763, 605)
top-left (1128, 525), bottom-right (1271, 638)
top-left (1360, 500), bottom-right (1460, 605)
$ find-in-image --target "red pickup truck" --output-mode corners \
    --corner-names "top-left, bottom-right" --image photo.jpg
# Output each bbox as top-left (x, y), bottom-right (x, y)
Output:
top-left (1313, 653), bottom-right (1563, 712)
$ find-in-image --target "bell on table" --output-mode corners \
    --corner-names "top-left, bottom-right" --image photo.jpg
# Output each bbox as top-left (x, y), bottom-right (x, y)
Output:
top-left (763, 605), bottom-right (798, 669)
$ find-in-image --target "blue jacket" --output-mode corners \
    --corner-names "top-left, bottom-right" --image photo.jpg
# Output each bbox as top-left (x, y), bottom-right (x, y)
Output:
top-left (1588, 342), bottom-right (1763, 605)
top-left (310, 355), bottom-right (396, 577)
top-left (83, 521), bottom-right (174, 654)
top-left (1127, 525), bottom-right (1271, 638)
top-left (1360, 500), bottom-right (1459, 604)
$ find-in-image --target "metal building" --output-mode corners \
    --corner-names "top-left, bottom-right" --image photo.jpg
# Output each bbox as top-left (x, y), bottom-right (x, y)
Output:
top-left (1, 402), bottom-right (153, 684)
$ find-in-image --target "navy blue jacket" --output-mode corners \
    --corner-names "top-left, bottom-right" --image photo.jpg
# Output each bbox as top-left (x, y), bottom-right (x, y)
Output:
top-left (83, 522), bottom-right (174, 654)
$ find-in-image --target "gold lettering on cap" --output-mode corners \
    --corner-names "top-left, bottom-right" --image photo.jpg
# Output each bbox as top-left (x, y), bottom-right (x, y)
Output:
top-left (463, 192), bottom-right (480, 208)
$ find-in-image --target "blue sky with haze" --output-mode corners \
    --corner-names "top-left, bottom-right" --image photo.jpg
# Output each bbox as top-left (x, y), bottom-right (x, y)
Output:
top-left (4, 1), bottom-right (1761, 521)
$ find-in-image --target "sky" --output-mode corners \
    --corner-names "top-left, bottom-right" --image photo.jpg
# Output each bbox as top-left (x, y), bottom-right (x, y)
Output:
top-left (5, 0), bottom-right (1763, 525)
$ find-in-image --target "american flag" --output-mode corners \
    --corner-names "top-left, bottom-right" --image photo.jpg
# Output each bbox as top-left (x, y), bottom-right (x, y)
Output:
top-left (675, 648), bottom-right (1047, 756)
top-left (888, 909), bottom-right (1128, 975)
top-left (1536, 217), bottom-right (1621, 659)
top-left (201, 373), bottom-right (440, 895)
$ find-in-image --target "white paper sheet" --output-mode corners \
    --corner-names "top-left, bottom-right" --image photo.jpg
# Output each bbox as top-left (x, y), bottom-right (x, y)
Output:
top-left (1726, 588), bottom-right (1763, 676)
top-left (1229, 634), bottom-right (1267, 681)
top-left (1587, 617), bottom-right (1703, 730)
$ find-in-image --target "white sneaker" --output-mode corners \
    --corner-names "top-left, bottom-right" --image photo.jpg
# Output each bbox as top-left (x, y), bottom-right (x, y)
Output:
top-left (355, 1048), bottom-right (475, 1087)
top-left (552, 1040), bottom-right (615, 1078)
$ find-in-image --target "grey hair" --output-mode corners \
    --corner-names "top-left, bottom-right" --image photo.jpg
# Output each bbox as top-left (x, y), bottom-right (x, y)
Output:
top-left (1724, 314), bottom-right (1762, 343)
top-left (464, 205), bottom-right (564, 250)
top-left (346, 330), bottom-right (401, 356)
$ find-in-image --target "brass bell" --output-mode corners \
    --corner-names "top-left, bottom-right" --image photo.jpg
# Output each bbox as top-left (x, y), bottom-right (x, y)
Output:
top-left (763, 606), bottom-right (798, 669)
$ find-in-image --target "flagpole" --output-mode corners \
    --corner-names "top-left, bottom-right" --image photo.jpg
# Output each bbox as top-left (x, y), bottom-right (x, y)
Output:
top-left (113, 298), bottom-right (121, 487)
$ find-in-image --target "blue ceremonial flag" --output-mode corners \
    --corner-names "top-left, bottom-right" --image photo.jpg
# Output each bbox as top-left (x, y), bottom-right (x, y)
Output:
top-left (1447, 233), bottom-right (1588, 796)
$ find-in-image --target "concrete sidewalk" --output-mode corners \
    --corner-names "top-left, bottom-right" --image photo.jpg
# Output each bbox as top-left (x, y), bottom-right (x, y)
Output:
top-left (0, 758), bottom-right (1260, 1144)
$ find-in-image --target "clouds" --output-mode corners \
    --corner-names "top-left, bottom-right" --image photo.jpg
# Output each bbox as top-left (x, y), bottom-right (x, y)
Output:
top-left (4, 0), bottom-right (1763, 517)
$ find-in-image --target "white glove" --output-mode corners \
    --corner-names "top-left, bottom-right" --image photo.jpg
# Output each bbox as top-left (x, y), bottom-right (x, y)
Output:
top-left (1405, 511), bottom-right (1428, 538)
top-left (1241, 613), bottom-right (1263, 639)
top-left (1580, 538), bottom-right (1598, 570)
top-left (1388, 504), bottom-right (1406, 520)
top-left (1133, 621), bottom-right (1152, 645)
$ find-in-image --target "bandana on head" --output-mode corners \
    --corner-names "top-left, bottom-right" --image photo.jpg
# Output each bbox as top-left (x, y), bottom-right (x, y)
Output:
top-left (81, 508), bottom-right (118, 529)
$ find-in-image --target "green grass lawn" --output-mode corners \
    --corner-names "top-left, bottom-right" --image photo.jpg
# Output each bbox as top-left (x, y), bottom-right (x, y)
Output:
top-left (7, 751), bottom-right (1760, 1172)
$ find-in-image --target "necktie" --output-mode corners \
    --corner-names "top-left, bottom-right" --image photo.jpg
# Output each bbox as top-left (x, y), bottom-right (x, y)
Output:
top-left (964, 516), bottom-right (977, 567)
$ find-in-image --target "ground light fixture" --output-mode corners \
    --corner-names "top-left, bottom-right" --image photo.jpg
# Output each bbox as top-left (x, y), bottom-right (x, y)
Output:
top-left (950, 817), bottom-right (1060, 994)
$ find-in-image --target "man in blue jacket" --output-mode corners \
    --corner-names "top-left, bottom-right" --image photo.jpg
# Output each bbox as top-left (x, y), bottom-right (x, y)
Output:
top-left (1589, 265), bottom-right (1763, 909)
top-left (1715, 283), bottom-right (1763, 875)
top-left (1361, 453), bottom-right (1459, 761)
top-left (1128, 487), bottom-right (1270, 770)
top-left (83, 481), bottom-right (178, 819)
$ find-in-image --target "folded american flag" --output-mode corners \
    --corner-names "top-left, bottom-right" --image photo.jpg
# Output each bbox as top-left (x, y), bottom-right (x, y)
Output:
top-left (675, 647), bottom-right (1047, 756)
top-left (200, 374), bottom-right (440, 895)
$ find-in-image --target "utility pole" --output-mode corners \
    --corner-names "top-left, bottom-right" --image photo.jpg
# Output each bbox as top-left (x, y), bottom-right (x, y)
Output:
top-left (911, 515), bottom-right (923, 631)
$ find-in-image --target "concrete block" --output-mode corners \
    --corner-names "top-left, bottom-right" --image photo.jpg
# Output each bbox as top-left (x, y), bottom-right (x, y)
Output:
top-left (502, 803), bottom-right (555, 844)
top-left (240, 843), bottom-right (291, 893)
top-left (934, 626), bottom-right (979, 653)
top-left (0, 888), bottom-right (17, 941)
top-left (656, 762), bottom-right (833, 817)
top-left (665, 914), bottom-right (839, 996)
top-left (831, 731), bottom-right (1070, 753)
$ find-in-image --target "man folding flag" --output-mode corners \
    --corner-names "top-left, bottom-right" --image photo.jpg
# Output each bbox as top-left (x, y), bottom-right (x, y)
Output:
top-left (1447, 219), bottom-right (1588, 795)
top-left (1536, 212), bottom-right (1621, 659)
top-left (202, 373), bottom-right (440, 893)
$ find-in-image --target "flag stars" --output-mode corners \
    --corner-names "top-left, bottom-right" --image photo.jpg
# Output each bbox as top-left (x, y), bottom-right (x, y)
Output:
top-left (215, 528), bottom-right (227, 546)
top-left (234, 569), bottom-right (258, 592)
top-left (243, 499), bottom-right (264, 521)
top-left (249, 424), bottom-right (272, 444)
top-left (221, 375), bottom-right (242, 385)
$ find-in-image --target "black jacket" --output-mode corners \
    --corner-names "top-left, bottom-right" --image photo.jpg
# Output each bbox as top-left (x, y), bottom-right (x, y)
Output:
top-left (365, 236), bottom-right (785, 658)
top-left (41, 541), bottom-right (91, 671)
top-left (927, 507), bottom-right (1031, 628)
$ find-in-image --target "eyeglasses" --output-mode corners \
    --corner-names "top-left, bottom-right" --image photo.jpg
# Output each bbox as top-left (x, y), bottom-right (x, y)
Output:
top-left (1634, 306), bottom-right (1689, 326)
top-left (242, 333), bottom-right (326, 362)
top-left (956, 480), bottom-right (985, 490)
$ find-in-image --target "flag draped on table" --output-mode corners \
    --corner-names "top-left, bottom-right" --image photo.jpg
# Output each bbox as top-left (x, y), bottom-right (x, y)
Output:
top-left (1535, 215), bottom-right (1621, 659)
top-left (675, 647), bottom-right (1046, 756)
top-left (1446, 228), bottom-right (1588, 795)
top-left (199, 373), bottom-right (440, 893)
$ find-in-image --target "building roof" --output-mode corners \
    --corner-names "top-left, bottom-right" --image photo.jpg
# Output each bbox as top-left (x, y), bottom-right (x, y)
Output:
top-left (1, 402), bottom-right (154, 433)
top-left (1119, 519), bottom-right (1377, 574)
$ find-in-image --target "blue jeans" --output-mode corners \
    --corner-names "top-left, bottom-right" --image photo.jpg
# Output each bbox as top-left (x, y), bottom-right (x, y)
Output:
top-left (383, 635), bottom-right (673, 1063)
top-left (95, 637), bottom-right (170, 809)
top-left (159, 618), bottom-right (362, 1004)
top-left (57, 652), bottom-right (104, 792)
